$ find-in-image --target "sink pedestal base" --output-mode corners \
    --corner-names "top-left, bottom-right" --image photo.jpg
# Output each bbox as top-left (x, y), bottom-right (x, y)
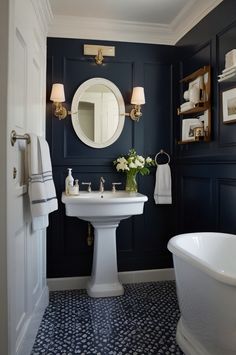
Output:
top-left (62, 191), bottom-right (148, 297)
top-left (87, 220), bottom-right (124, 298)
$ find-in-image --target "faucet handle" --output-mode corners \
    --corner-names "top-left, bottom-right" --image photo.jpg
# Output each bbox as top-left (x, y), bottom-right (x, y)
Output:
top-left (112, 182), bottom-right (122, 192)
top-left (82, 182), bottom-right (92, 192)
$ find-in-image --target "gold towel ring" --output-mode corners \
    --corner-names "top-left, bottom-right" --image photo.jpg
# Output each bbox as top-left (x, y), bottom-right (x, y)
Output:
top-left (154, 149), bottom-right (170, 164)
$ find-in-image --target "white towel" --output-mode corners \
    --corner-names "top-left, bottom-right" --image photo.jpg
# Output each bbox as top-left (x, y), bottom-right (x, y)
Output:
top-left (28, 134), bottom-right (58, 231)
top-left (154, 163), bottom-right (172, 204)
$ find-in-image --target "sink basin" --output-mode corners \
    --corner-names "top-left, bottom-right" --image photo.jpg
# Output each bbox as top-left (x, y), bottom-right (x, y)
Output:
top-left (62, 191), bottom-right (148, 298)
top-left (62, 191), bottom-right (147, 221)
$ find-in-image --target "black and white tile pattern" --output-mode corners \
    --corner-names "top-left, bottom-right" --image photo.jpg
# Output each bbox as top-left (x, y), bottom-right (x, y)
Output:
top-left (32, 281), bottom-right (184, 355)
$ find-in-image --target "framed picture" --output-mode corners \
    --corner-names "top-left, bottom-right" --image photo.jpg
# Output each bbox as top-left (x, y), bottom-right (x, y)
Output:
top-left (222, 88), bottom-right (236, 124)
top-left (182, 118), bottom-right (202, 141)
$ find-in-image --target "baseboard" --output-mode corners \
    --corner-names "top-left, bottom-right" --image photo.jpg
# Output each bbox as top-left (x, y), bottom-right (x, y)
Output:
top-left (47, 268), bottom-right (175, 291)
top-left (17, 286), bottom-right (49, 355)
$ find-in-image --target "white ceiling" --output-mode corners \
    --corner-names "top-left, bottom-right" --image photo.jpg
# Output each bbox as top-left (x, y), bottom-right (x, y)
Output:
top-left (48, 0), bottom-right (223, 45)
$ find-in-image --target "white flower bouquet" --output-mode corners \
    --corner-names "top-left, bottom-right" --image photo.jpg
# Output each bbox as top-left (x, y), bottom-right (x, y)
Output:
top-left (113, 149), bottom-right (155, 192)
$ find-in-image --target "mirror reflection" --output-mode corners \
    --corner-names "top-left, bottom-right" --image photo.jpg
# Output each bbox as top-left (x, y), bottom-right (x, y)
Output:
top-left (78, 84), bottom-right (119, 143)
top-left (71, 78), bottom-right (125, 149)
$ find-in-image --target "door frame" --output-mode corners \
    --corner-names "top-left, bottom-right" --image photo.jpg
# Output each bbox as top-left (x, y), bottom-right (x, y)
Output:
top-left (0, 0), bottom-right (9, 354)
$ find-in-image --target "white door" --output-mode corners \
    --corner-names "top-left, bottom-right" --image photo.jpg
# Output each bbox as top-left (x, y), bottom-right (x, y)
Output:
top-left (0, 1), bottom-right (10, 354)
top-left (4, 1), bottom-right (51, 354)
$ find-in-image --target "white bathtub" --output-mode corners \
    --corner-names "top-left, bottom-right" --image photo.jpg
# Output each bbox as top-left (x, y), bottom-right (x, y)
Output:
top-left (168, 232), bottom-right (236, 355)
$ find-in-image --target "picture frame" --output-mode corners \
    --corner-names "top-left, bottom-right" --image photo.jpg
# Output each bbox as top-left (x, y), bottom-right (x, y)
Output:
top-left (222, 88), bottom-right (236, 124)
top-left (182, 118), bottom-right (202, 141)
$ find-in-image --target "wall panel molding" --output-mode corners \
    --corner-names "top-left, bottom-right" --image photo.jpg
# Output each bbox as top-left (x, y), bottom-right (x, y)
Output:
top-left (179, 175), bottom-right (213, 232)
top-left (216, 20), bottom-right (236, 147)
top-left (217, 178), bottom-right (236, 233)
top-left (176, 156), bottom-right (236, 164)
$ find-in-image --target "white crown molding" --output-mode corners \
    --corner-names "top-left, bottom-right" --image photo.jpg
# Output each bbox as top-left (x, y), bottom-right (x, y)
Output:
top-left (48, 15), bottom-right (174, 45)
top-left (48, 0), bottom-right (223, 45)
top-left (31, 0), bottom-right (53, 37)
top-left (171, 0), bottom-right (223, 43)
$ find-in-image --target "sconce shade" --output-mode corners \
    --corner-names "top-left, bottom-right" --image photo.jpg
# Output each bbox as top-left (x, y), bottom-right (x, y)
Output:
top-left (50, 83), bottom-right (65, 102)
top-left (131, 87), bottom-right (145, 105)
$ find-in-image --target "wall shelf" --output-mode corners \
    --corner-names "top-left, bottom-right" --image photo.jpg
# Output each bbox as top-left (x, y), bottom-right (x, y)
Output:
top-left (178, 136), bottom-right (209, 144)
top-left (179, 66), bottom-right (209, 83)
top-left (177, 65), bottom-right (211, 144)
top-left (218, 72), bottom-right (236, 82)
top-left (177, 101), bottom-right (210, 115)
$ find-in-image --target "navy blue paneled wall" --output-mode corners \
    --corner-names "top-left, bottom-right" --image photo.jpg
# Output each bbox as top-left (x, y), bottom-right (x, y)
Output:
top-left (46, 38), bottom-right (176, 277)
top-left (47, 1), bottom-right (236, 278)
top-left (174, 0), bottom-right (236, 234)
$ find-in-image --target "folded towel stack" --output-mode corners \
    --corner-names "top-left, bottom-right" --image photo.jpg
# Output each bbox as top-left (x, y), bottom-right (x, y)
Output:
top-left (225, 49), bottom-right (236, 69)
top-left (154, 163), bottom-right (172, 204)
top-left (218, 65), bottom-right (236, 82)
top-left (28, 134), bottom-right (58, 231)
top-left (218, 49), bottom-right (236, 82)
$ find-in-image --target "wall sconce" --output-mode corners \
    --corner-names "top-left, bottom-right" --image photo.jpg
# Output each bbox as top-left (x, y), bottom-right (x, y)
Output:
top-left (50, 83), bottom-right (68, 120)
top-left (84, 44), bottom-right (115, 65)
top-left (50, 82), bottom-right (145, 122)
top-left (126, 87), bottom-right (145, 121)
top-left (95, 49), bottom-right (104, 65)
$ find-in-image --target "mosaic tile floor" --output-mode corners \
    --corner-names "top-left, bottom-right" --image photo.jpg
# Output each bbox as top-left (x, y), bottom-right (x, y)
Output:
top-left (32, 281), bottom-right (184, 355)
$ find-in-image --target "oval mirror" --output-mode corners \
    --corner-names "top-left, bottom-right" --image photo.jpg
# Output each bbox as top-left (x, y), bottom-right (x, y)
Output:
top-left (71, 78), bottom-right (125, 148)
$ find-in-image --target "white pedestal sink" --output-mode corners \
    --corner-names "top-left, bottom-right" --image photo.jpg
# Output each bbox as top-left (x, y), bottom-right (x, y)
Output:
top-left (62, 191), bottom-right (148, 298)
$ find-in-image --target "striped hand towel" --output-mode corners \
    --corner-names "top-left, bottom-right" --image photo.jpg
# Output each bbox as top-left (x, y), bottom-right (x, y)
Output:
top-left (28, 134), bottom-right (58, 231)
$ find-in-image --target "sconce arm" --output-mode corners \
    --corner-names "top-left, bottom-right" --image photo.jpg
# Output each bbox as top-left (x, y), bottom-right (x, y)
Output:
top-left (124, 104), bottom-right (142, 121)
top-left (53, 102), bottom-right (67, 120)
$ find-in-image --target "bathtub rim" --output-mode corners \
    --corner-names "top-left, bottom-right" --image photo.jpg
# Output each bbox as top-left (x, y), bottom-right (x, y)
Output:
top-left (168, 232), bottom-right (236, 286)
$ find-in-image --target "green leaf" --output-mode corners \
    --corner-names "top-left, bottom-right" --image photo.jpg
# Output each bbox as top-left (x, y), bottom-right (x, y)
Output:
top-left (140, 167), bottom-right (149, 175)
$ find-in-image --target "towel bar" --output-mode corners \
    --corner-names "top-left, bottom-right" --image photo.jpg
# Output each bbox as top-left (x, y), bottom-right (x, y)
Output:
top-left (10, 130), bottom-right (31, 146)
top-left (155, 149), bottom-right (170, 164)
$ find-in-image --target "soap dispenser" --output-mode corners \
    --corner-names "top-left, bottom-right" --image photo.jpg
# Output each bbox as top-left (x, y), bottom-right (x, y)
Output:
top-left (74, 179), bottom-right (79, 195)
top-left (69, 179), bottom-right (79, 195)
top-left (65, 168), bottom-right (74, 195)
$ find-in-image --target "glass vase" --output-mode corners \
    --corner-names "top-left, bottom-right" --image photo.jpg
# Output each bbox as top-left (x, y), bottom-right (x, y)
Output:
top-left (125, 172), bottom-right (138, 193)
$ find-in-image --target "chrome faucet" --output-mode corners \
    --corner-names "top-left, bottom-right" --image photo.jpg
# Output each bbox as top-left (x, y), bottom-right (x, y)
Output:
top-left (112, 182), bottom-right (122, 192)
top-left (82, 182), bottom-right (92, 192)
top-left (99, 176), bottom-right (105, 193)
